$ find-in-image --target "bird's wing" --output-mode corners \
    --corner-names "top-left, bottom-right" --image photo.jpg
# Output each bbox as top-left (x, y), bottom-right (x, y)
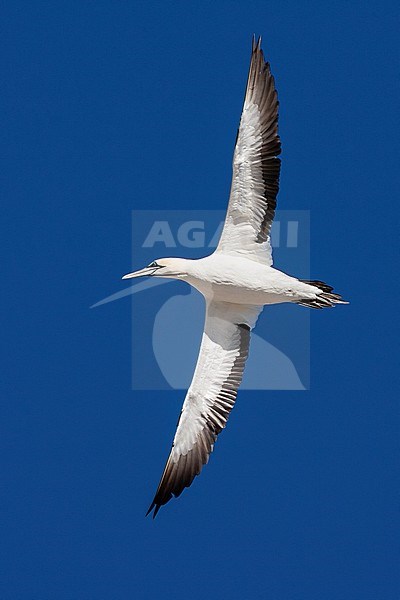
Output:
top-left (147, 301), bottom-right (262, 517)
top-left (216, 37), bottom-right (281, 266)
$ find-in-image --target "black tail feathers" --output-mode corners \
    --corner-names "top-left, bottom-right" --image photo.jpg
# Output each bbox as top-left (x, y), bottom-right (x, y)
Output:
top-left (298, 279), bottom-right (348, 309)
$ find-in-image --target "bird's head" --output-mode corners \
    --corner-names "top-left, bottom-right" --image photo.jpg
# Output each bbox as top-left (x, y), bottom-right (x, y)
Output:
top-left (122, 257), bottom-right (189, 280)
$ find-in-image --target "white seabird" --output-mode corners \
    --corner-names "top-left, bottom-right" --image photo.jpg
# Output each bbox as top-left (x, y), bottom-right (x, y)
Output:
top-left (123, 37), bottom-right (348, 517)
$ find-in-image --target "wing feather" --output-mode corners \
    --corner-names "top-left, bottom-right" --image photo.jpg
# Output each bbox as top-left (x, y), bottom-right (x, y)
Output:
top-left (146, 302), bottom-right (261, 517)
top-left (216, 37), bottom-right (281, 265)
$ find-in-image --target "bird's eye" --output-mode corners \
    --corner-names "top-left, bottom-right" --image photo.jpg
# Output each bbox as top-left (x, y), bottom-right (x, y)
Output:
top-left (149, 261), bottom-right (158, 267)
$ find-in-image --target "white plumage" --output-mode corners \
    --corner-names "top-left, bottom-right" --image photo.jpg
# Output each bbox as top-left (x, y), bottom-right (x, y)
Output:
top-left (122, 37), bottom-right (347, 517)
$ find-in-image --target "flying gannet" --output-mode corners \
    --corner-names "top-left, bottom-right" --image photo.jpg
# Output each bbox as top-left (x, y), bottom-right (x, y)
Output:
top-left (122, 37), bottom-right (348, 517)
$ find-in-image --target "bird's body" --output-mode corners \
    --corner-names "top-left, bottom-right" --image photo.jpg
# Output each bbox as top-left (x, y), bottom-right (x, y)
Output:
top-left (122, 37), bottom-right (348, 517)
top-left (163, 254), bottom-right (333, 307)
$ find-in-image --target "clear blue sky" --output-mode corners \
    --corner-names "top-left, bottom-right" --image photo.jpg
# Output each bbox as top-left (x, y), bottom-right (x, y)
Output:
top-left (1, 1), bottom-right (399, 598)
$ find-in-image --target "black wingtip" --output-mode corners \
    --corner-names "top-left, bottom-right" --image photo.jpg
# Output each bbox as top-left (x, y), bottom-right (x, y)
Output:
top-left (146, 501), bottom-right (161, 519)
top-left (252, 34), bottom-right (262, 52)
top-left (146, 501), bottom-right (155, 517)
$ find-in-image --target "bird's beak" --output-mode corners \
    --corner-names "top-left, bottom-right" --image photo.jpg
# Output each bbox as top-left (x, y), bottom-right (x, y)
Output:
top-left (122, 266), bottom-right (159, 280)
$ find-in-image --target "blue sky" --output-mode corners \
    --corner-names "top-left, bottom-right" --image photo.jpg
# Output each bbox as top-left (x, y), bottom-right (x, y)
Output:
top-left (1, 1), bottom-right (399, 598)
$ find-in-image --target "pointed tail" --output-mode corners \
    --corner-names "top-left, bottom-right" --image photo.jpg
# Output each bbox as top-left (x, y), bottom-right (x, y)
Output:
top-left (297, 279), bottom-right (349, 309)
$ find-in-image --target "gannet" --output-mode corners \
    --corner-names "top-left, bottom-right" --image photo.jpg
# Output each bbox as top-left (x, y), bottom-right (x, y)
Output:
top-left (122, 37), bottom-right (348, 517)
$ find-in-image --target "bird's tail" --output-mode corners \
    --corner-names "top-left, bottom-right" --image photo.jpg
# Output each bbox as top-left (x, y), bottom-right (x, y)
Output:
top-left (297, 279), bottom-right (349, 309)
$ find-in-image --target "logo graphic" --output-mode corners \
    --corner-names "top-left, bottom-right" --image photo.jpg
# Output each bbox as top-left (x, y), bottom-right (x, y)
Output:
top-left (92, 210), bottom-right (310, 391)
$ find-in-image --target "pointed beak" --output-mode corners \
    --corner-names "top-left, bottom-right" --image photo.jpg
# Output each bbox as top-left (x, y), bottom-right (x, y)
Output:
top-left (122, 266), bottom-right (158, 280)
